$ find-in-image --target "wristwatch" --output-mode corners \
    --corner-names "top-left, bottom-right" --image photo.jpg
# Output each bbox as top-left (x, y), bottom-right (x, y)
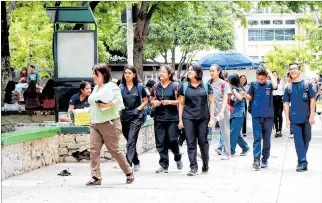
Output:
top-left (168, 101), bottom-right (171, 105)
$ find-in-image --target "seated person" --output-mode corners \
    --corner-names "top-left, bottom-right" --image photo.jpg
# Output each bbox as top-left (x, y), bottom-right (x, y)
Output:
top-left (41, 79), bottom-right (56, 109)
top-left (24, 80), bottom-right (42, 110)
top-left (15, 77), bottom-right (28, 104)
top-left (3, 81), bottom-right (22, 111)
top-left (59, 81), bottom-right (91, 122)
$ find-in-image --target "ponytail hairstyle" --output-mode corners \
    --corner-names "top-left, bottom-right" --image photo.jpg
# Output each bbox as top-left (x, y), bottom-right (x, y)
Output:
top-left (209, 64), bottom-right (224, 83)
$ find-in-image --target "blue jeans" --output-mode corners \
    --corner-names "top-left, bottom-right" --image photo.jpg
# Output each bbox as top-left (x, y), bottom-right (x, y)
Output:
top-left (230, 117), bottom-right (249, 154)
top-left (252, 117), bottom-right (274, 162)
top-left (291, 122), bottom-right (311, 166)
top-left (217, 118), bottom-right (249, 154)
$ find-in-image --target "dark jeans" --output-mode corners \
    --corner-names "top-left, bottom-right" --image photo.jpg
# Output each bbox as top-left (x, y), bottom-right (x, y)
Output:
top-left (230, 117), bottom-right (249, 154)
top-left (183, 118), bottom-right (209, 170)
top-left (252, 117), bottom-right (274, 162)
top-left (154, 121), bottom-right (182, 169)
top-left (273, 95), bottom-right (284, 132)
top-left (291, 122), bottom-right (311, 166)
top-left (121, 118), bottom-right (142, 166)
top-left (242, 101), bottom-right (247, 135)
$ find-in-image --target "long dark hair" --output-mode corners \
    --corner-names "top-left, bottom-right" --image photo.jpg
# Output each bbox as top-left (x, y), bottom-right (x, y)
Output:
top-left (187, 63), bottom-right (203, 82)
top-left (121, 65), bottom-right (141, 85)
top-left (228, 73), bottom-right (241, 89)
top-left (42, 79), bottom-right (55, 99)
top-left (20, 67), bottom-right (28, 78)
top-left (209, 64), bottom-right (224, 83)
top-left (4, 81), bottom-right (16, 103)
top-left (25, 80), bottom-right (37, 94)
top-left (239, 75), bottom-right (248, 87)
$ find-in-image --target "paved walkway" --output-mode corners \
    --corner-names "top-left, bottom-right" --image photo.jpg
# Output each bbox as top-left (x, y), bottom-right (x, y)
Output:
top-left (2, 115), bottom-right (322, 203)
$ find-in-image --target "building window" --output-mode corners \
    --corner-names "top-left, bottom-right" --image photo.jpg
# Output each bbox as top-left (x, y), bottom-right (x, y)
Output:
top-left (285, 20), bottom-right (295, 24)
top-left (261, 20), bottom-right (271, 25)
top-left (273, 20), bottom-right (283, 25)
top-left (248, 28), bottom-right (295, 41)
top-left (248, 20), bottom-right (258, 25)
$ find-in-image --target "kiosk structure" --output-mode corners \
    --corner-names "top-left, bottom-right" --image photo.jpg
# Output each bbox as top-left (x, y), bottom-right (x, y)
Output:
top-left (45, 6), bottom-right (98, 121)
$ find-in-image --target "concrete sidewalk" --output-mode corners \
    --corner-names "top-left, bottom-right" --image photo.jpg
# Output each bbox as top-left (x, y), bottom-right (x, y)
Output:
top-left (2, 115), bottom-right (322, 203)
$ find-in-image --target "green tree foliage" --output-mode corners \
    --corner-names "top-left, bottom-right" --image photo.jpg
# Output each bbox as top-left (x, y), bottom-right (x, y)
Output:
top-left (145, 2), bottom-right (236, 77)
top-left (265, 44), bottom-right (314, 76)
top-left (259, 1), bottom-right (322, 74)
top-left (9, 2), bottom-right (54, 77)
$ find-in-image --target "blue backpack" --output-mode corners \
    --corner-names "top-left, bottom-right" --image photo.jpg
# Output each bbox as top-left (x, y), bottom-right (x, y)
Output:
top-left (120, 83), bottom-right (147, 126)
top-left (183, 80), bottom-right (210, 109)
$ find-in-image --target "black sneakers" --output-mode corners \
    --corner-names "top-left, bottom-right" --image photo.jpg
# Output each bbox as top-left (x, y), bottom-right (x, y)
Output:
top-left (202, 163), bottom-right (209, 173)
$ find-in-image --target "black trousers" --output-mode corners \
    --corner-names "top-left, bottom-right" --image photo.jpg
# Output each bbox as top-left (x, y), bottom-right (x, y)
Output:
top-left (183, 118), bottom-right (209, 170)
top-left (154, 121), bottom-right (182, 169)
top-left (121, 118), bottom-right (142, 166)
top-left (242, 101), bottom-right (247, 134)
top-left (273, 95), bottom-right (283, 132)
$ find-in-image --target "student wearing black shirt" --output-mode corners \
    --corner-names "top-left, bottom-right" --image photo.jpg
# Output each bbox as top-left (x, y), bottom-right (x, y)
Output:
top-left (150, 65), bottom-right (183, 173)
top-left (120, 65), bottom-right (148, 172)
top-left (283, 63), bottom-right (316, 172)
top-left (178, 63), bottom-right (215, 176)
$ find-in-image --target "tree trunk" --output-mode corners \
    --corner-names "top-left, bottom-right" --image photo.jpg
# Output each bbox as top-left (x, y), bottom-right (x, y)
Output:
top-left (171, 47), bottom-right (175, 70)
top-left (177, 51), bottom-right (188, 78)
top-left (134, 2), bottom-right (159, 80)
top-left (1, 1), bottom-right (12, 105)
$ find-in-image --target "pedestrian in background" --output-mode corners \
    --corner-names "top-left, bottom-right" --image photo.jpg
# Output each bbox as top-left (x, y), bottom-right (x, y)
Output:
top-left (283, 63), bottom-right (316, 172)
top-left (178, 63), bottom-right (215, 176)
top-left (240, 74), bottom-right (249, 137)
top-left (272, 71), bottom-right (285, 138)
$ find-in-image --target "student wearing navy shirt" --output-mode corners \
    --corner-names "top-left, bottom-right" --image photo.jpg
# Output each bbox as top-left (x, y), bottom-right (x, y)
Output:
top-left (245, 67), bottom-right (277, 170)
top-left (120, 65), bottom-right (148, 172)
top-left (178, 63), bottom-right (215, 176)
top-left (151, 65), bottom-right (183, 173)
top-left (59, 81), bottom-right (91, 122)
top-left (283, 63), bottom-right (316, 172)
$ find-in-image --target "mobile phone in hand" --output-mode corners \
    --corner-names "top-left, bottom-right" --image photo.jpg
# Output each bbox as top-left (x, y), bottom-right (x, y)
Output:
top-left (95, 100), bottom-right (107, 104)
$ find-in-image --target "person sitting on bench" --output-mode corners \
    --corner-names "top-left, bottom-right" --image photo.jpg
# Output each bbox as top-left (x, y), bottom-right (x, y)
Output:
top-left (59, 81), bottom-right (91, 122)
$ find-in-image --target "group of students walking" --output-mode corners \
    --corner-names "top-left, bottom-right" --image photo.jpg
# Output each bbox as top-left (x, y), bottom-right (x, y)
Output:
top-left (84, 62), bottom-right (316, 186)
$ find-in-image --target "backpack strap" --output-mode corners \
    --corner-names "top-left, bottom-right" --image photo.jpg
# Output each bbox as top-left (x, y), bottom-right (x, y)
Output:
top-left (221, 83), bottom-right (225, 95)
top-left (183, 82), bottom-right (189, 96)
top-left (137, 83), bottom-right (143, 104)
top-left (119, 83), bottom-right (125, 95)
top-left (287, 82), bottom-right (292, 95)
top-left (202, 80), bottom-right (210, 109)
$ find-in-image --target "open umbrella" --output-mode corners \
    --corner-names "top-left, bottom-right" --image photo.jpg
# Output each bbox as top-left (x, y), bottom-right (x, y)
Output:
top-left (198, 52), bottom-right (261, 70)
